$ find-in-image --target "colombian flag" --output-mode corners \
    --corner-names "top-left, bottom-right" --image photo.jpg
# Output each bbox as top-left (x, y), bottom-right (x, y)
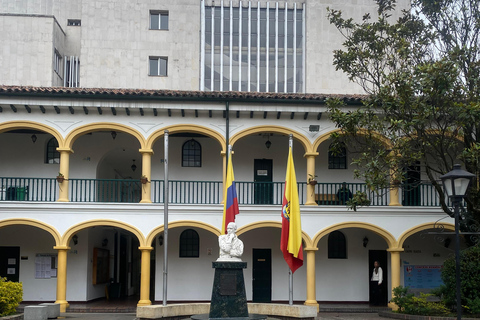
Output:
top-left (280, 146), bottom-right (303, 273)
top-left (222, 152), bottom-right (239, 234)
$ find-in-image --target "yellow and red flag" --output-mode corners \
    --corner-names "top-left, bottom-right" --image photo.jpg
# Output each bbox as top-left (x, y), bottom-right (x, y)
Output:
top-left (280, 146), bottom-right (303, 273)
top-left (222, 152), bottom-right (239, 234)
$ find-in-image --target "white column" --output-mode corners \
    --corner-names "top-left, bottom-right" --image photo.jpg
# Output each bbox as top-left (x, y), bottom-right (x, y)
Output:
top-left (200, 0), bottom-right (206, 91)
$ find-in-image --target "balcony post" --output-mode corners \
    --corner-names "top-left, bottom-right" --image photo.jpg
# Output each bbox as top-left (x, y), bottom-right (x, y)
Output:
top-left (304, 247), bottom-right (319, 310)
top-left (140, 149), bottom-right (154, 203)
top-left (138, 246), bottom-right (153, 306)
top-left (387, 247), bottom-right (404, 310)
top-left (304, 152), bottom-right (319, 205)
top-left (54, 245), bottom-right (70, 312)
top-left (57, 148), bottom-right (73, 202)
top-left (389, 166), bottom-right (402, 206)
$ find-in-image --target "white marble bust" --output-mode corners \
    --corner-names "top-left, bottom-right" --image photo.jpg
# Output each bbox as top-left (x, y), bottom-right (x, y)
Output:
top-left (217, 222), bottom-right (244, 261)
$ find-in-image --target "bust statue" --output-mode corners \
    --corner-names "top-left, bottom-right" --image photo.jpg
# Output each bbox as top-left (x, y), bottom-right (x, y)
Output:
top-left (217, 222), bottom-right (244, 261)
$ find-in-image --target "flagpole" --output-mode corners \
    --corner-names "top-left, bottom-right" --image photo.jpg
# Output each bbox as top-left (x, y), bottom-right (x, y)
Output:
top-left (163, 130), bottom-right (169, 306)
top-left (288, 134), bottom-right (293, 305)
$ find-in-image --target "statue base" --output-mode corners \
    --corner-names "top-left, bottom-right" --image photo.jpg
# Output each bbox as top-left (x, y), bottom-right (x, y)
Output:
top-left (191, 261), bottom-right (266, 320)
top-left (209, 261), bottom-right (248, 318)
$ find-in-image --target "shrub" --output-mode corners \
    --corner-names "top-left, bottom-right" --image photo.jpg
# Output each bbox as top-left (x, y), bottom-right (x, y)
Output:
top-left (440, 244), bottom-right (480, 314)
top-left (391, 286), bottom-right (449, 316)
top-left (0, 277), bottom-right (23, 316)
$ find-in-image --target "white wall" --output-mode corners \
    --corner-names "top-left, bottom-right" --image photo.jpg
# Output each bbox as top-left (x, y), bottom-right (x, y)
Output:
top-left (0, 225), bottom-right (57, 301)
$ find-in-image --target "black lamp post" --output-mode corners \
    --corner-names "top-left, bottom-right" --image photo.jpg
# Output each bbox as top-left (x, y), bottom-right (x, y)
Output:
top-left (440, 164), bottom-right (475, 320)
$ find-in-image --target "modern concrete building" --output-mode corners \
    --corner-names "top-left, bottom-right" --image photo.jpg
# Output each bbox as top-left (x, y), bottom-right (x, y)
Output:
top-left (0, 0), bottom-right (457, 313)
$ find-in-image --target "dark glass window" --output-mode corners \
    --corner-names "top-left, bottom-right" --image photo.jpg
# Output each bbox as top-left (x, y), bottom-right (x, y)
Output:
top-left (182, 139), bottom-right (201, 167)
top-left (46, 138), bottom-right (60, 164)
top-left (179, 229), bottom-right (199, 258)
top-left (328, 230), bottom-right (347, 259)
top-left (328, 143), bottom-right (347, 169)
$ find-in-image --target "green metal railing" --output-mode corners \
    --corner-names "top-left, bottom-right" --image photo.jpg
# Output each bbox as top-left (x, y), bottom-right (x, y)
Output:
top-left (0, 177), bottom-right (443, 207)
top-left (314, 182), bottom-right (388, 206)
top-left (151, 180), bottom-right (222, 204)
top-left (0, 177), bottom-right (58, 201)
top-left (69, 179), bottom-right (142, 202)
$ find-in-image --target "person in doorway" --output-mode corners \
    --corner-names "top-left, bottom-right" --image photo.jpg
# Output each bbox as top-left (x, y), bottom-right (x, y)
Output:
top-left (370, 261), bottom-right (383, 305)
top-left (336, 182), bottom-right (352, 204)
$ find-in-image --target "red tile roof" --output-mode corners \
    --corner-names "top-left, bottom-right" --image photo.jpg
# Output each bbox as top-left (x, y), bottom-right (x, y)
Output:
top-left (0, 86), bottom-right (365, 104)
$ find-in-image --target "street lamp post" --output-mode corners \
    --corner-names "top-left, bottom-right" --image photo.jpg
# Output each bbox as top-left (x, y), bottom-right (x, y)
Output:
top-left (440, 164), bottom-right (475, 320)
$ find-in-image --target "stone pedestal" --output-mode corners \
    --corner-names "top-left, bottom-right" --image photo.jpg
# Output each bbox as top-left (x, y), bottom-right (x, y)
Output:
top-left (209, 261), bottom-right (248, 319)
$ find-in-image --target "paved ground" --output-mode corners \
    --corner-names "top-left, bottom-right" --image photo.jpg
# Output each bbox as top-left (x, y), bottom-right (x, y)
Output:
top-left (54, 312), bottom-right (383, 320)
top-left (59, 313), bottom-right (137, 319)
top-left (318, 313), bottom-right (383, 320)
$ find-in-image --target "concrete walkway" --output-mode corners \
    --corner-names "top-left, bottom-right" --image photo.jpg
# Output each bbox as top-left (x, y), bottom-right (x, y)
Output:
top-left (59, 313), bottom-right (136, 319)
top-left (53, 312), bottom-right (383, 320)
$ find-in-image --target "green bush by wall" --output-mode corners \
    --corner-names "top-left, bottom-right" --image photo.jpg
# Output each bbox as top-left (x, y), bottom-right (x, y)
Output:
top-left (440, 244), bottom-right (480, 314)
top-left (0, 277), bottom-right (23, 316)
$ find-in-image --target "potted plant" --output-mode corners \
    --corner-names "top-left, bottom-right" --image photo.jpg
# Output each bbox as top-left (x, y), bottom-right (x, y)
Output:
top-left (308, 174), bottom-right (318, 186)
top-left (140, 175), bottom-right (149, 184)
top-left (56, 173), bottom-right (65, 183)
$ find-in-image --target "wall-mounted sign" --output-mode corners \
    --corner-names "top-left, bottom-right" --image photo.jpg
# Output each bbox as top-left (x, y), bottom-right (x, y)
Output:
top-left (257, 170), bottom-right (268, 176)
top-left (404, 265), bottom-right (443, 289)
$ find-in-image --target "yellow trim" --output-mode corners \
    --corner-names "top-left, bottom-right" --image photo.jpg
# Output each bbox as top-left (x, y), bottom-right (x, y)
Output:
top-left (396, 222), bottom-right (455, 248)
top-left (62, 219), bottom-right (146, 247)
top-left (230, 126), bottom-right (313, 153)
top-left (0, 218), bottom-right (61, 246)
top-left (138, 247), bottom-right (154, 306)
top-left (145, 220), bottom-right (221, 246)
top-left (64, 122), bottom-right (147, 149)
top-left (0, 121), bottom-right (64, 146)
top-left (312, 222), bottom-right (396, 248)
top-left (237, 221), bottom-right (313, 248)
top-left (313, 128), bottom-right (392, 152)
top-left (145, 124), bottom-right (226, 152)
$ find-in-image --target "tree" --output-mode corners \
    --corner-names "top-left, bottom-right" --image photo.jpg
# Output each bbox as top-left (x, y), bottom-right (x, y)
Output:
top-left (326, 0), bottom-right (480, 224)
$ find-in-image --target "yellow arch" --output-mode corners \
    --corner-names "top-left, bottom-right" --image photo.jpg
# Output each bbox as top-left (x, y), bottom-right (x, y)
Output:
top-left (146, 220), bottom-right (221, 246)
top-left (146, 124), bottom-right (226, 152)
top-left (62, 219), bottom-right (146, 247)
top-left (312, 222), bottom-right (396, 248)
top-left (0, 121), bottom-right (64, 146)
top-left (313, 128), bottom-right (392, 152)
top-left (230, 126), bottom-right (313, 153)
top-left (0, 218), bottom-right (61, 246)
top-left (396, 222), bottom-right (455, 248)
top-left (64, 123), bottom-right (147, 149)
top-left (237, 221), bottom-right (313, 248)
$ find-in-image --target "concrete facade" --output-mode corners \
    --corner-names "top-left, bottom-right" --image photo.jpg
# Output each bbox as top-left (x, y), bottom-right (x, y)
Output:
top-left (0, 0), bottom-right (457, 313)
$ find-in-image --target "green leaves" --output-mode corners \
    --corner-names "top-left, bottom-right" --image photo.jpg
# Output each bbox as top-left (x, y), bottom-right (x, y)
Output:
top-left (0, 277), bottom-right (23, 316)
top-left (327, 0), bottom-right (480, 220)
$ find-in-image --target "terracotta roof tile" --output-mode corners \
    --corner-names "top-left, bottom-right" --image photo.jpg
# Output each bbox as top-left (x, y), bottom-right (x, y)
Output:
top-left (0, 85), bottom-right (366, 103)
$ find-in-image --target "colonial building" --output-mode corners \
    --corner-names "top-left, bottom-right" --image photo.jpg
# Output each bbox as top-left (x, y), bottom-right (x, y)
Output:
top-left (0, 0), bottom-right (456, 313)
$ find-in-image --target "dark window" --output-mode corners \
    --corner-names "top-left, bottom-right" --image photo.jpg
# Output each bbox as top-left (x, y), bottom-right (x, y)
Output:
top-left (46, 138), bottom-right (60, 164)
top-left (179, 229), bottom-right (199, 258)
top-left (149, 56), bottom-right (168, 76)
top-left (328, 143), bottom-right (347, 169)
top-left (328, 230), bottom-right (347, 259)
top-left (182, 139), bottom-right (201, 167)
top-left (150, 11), bottom-right (169, 30)
top-left (67, 19), bottom-right (81, 26)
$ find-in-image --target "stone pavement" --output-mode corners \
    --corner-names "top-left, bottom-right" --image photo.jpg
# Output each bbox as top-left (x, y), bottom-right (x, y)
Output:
top-left (318, 312), bottom-right (383, 320)
top-left (53, 312), bottom-right (383, 320)
top-left (59, 313), bottom-right (137, 319)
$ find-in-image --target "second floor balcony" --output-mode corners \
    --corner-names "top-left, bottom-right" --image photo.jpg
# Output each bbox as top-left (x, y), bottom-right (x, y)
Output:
top-left (0, 177), bottom-right (442, 207)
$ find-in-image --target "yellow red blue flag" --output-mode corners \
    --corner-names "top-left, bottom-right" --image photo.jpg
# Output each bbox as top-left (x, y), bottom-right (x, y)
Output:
top-left (222, 152), bottom-right (239, 234)
top-left (280, 146), bottom-right (303, 273)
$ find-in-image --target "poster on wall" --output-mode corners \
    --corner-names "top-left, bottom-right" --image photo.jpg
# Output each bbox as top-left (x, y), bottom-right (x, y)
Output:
top-left (404, 265), bottom-right (443, 289)
top-left (35, 254), bottom-right (57, 279)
